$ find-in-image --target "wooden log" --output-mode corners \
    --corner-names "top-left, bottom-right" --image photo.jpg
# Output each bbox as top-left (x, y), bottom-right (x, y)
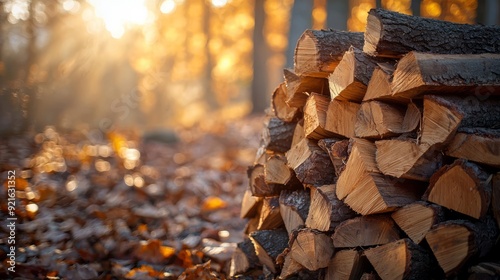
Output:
top-left (262, 117), bottom-right (297, 153)
top-left (337, 139), bottom-right (422, 214)
top-left (363, 64), bottom-right (405, 102)
top-left (446, 128), bottom-right (500, 168)
top-left (283, 69), bottom-right (329, 108)
top-left (249, 228), bottom-right (289, 274)
top-left (305, 184), bottom-right (357, 232)
top-left (248, 164), bottom-right (280, 197)
top-left (493, 173), bottom-right (500, 230)
top-left (425, 218), bottom-right (499, 276)
top-left (304, 93), bottom-right (338, 140)
top-left (291, 228), bottom-right (334, 271)
top-left (229, 238), bottom-right (260, 276)
top-left (279, 189), bottom-right (310, 234)
top-left (324, 99), bottom-right (360, 138)
top-left (294, 29), bottom-right (364, 78)
top-left (391, 201), bottom-right (445, 244)
top-left (264, 153), bottom-right (302, 190)
top-left (364, 238), bottom-right (432, 280)
top-left (278, 249), bottom-right (305, 279)
top-left (332, 215), bottom-right (400, 248)
top-left (391, 52), bottom-right (500, 99)
top-left (375, 140), bottom-right (443, 182)
top-left (240, 189), bottom-right (262, 219)
top-left (355, 101), bottom-right (420, 139)
top-left (291, 119), bottom-right (305, 148)
top-left (286, 138), bottom-right (336, 186)
top-left (244, 216), bottom-right (259, 235)
top-left (318, 138), bottom-right (349, 177)
top-left (363, 8), bottom-right (500, 58)
top-left (419, 95), bottom-right (463, 147)
top-left (271, 82), bottom-right (301, 122)
top-left (329, 47), bottom-right (392, 102)
top-left (325, 249), bottom-right (366, 280)
top-left (424, 159), bottom-right (492, 220)
top-left (257, 196), bottom-right (284, 230)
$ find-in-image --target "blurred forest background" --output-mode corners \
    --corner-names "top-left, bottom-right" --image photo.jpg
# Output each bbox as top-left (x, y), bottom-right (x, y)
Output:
top-left (1, 0), bottom-right (499, 137)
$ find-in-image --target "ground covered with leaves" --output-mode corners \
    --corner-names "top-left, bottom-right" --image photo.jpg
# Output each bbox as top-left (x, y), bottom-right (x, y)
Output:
top-left (0, 116), bottom-right (264, 279)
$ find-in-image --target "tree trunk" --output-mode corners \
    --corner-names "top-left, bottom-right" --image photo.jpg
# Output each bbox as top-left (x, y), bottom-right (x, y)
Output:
top-left (251, 0), bottom-right (270, 113)
top-left (286, 0), bottom-right (313, 69)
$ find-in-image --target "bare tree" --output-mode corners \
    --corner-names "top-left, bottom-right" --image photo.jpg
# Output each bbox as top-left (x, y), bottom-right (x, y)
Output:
top-left (251, 0), bottom-right (271, 113)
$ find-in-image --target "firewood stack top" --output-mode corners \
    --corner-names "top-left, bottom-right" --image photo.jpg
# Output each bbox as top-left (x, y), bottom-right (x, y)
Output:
top-left (231, 8), bottom-right (500, 279)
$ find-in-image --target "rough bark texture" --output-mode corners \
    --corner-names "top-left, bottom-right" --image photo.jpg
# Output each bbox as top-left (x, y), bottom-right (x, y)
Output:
top-left (446, 128), bottom-right (500, 168)
top-left (262, 117), bottom-right (297, 153)
top-left (249, 229), bottom-right (289, 273)
top-left (295, 29), bottom-right (364, 77)
top-left (364, 8), bottom-right (500, 57)
top-left (279, 189), bottom-right (310, 234)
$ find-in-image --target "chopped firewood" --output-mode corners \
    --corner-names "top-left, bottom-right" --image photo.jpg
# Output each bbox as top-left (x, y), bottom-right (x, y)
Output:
top-left (364, 238), bottom-right (432, 280)
top-left (257, 196), bottom-right (284, 230)
top-left (248, 164), bottom-right (277, 197)
top-left (304, 93), bottom-right (338, 140)
top-left (332, 215), bottom-right (400, 248)
top-left (279, 189), bottom-right (310, 234)
top-left (420, 95), bottom-right (463, 147)
top-left (424, 159), bottom-right (492, 219)
top-left (363, 8), bottom-right (500, 58)
top-left (286, 138), bottom-right (336, 186)
top-left (355, 101), bottom-right (420, 139)
top-left (492, 173), bottom-right (500, 230)
top-left (391, 52), bottom-right (500, 99)
top-left (446, 128), bottom-right (500, 168)
top-left (363, 65), bottom-right (403, 102)
top-left (305, 184), bottom-right (357, 231)
top-left (324, 99), bottom-right (360, 138)
top-left (244, 217), bottom-right (259, 235)
top-left (249, 229), bottom-right (289, 274)
top-left (391, 201), bottom-right (445, 244)
top-left (291, 119), bottom-right (305, 148)
top-left (294, 29), bottom-right (364, 78)
top-left (425, 218), bottom-right (499, 276)
top-left (262, 117), bottom-right (297, 153)
top-left (325, 249), bottom-right (366, 280)
top-left (337, 139), bottom-right (422, 214)
top-left (283, 69), bottom-right (329, 108)
top-left (271, 82), bottom-right (301, 122)
top-left (318, 138), bottom-right (349, 176)
top-left (375, 140), bottom-right (443, 182)
top-left (229, 238), bottom-right (259, 276)
top-left (278, 248), bottom-right (306, 279)
top-left (291, 228), bottom-right (334, 271)
top-left (240, 189), bottom-right (262, 219)
top-left (264, 154), bottom-right (302, 189)
top-left (329, 47), bottom-right (391, 102)
top-left (360, 272), bottom-right (380, 280)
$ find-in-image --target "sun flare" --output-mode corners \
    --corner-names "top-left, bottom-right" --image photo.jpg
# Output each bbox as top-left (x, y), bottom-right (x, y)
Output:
top-left (87, 0), bottom-right (150, 38)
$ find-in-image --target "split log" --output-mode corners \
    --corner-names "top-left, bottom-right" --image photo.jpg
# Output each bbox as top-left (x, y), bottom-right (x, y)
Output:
top-left (248, 164), bottom-right (280, 197)
top-left (279, 189), bottom-right (310, 234)
top-left (419, 95), bottom-right (463, 147)
top-left (424, 159), bottom-right (492, 219)
top-left (286, 138), bottom-right (336, 186)
top-left (318, 138), bottom-right (349, 177)
top-left (240, 189), bottom-right (262, 219)
top-left (262, 117), bottom-right (297, 153)
top-left (278, 249), bottom-right (305, 279)
top-left (304, 93), bottom-right (338, 140)
top-left (294, 29), bottom-right (364, 78)
top-left (425, 218), bottom-right (499, 276)
top-left (257, 196), bottom-right (284, 230)
top-left (492, 173), bottom-right (500, 230)
top-left (332, 215), bottom-right (400, 248)
top-left (291, 119), bottom-right (305, 148)
top-left (364, 238), bottom-right (432, 280)
top-left (363, 8), bottom-right (500, 58)
top-left (355, 101), bottom-right (420, 139)
top-left (337, 139), bottom-right (422, 214)
top-left (329, 47), bottom-right (392, 102)
top-left (244, 216), bottom-right (259, 235)
top-left (363, 65), bottom-right (403, 102)
top-left (229, 238), bottom-right (260, 276)
top-left (291, 228), bottom-right (334, 271)
top-left (391, 201), bottom-right (445, 244)
top-left (305, 184), bottom-right (357, 232)
top-left (391, 52), bottom-right (500, 99)
top-left (325, 249), bottom-right (366, 280)
top-left (264, 153), bottom-right (302, 189)
top-left (324, 99), bottom-right (360, 138)
top-left (446, 128), bottom-right (500, 168)
top-left (272, 82), bottom-right (301, 122)
top-left (375, 140), bottom-right (443, 182)
top-left (249, 229), bottom-right (289, 274)
top-left (283, 69), bottom-right (329, 108)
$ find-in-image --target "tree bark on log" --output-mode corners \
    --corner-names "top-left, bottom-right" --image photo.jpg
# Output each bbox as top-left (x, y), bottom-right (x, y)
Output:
top-left (262, 117), bottom-right (297, 153)
top-left (364, 238), bottom-right (432, 280)
top-left (318, 138), bottom-right (350, 177)
top-left (295, 29), bottom-right (364, 78)
top-left (391, 52), bottom-right (500, 99)
top-left (229, 238), bottom-right (260, 276)
top-left (363, 8), bottom-right (500, 58)
top-left (423, 159), bottom-right (492, 220)
top-left (445, 128), bottom-right (500, 168)
top-left (492, 173), bottom-right (500, 231)
top-left (279, 189), bottom-right (310, 234)
top-left (331, 215), bottom-right (400, 248)
top-left (249, 229), bottom-right (289, 274)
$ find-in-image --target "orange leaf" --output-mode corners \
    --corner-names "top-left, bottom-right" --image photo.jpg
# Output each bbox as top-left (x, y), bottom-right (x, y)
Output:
top-left (202, 196), bottom-right (227, 211)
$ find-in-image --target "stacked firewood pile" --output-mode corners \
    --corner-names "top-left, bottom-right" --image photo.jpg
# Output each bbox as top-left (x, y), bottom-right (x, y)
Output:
top-left (230, 8), bottom-right (500, 280)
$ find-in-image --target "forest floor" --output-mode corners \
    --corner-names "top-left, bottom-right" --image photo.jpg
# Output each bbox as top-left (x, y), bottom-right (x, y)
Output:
top-left (0, 115), bottom-right (265, 279)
